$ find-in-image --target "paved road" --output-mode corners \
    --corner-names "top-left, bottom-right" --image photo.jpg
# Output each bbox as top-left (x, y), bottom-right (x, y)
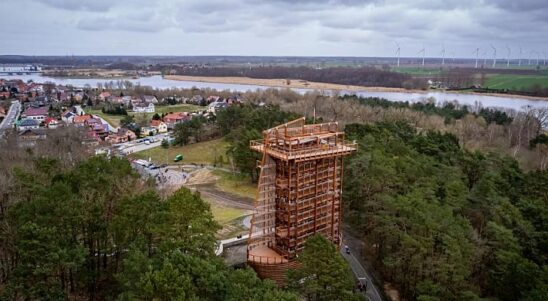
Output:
top-left (122, 141), bottom-right (162, 154)
top-left (0, 100), bottom-right (21, 131)
top-left (116, 133), bottom-right (170, 155)
top-left (341, 244), bottom-right (383, 301)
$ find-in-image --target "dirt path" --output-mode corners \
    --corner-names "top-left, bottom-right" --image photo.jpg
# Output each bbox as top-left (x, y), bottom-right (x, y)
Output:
top-left (189, 184), bottom-right (253, 210)
top-left (184, 168), bottom-right (254, 210)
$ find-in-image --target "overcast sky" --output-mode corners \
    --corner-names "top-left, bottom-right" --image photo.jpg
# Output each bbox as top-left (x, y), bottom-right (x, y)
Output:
top-left (1, 0), bottom-right (547, 58)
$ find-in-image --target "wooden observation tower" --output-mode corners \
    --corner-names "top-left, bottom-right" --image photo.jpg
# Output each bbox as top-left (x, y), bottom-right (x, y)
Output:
top-left (247, 117), bottom-right (357, 284)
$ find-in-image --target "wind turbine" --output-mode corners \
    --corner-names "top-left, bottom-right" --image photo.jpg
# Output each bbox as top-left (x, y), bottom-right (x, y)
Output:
top-left (394, 42), bottom-right (401, 67)
top-left (536, 51), bottom-right (541, 66)
top-left (440, 45), bottom-right (446, 66)
top-left (418, 45), bottom-right (426, 67)
top-left (506, 46), bottom-right (511, 68)
top-left (482, 50), bottom-right (488, 67)
top-left (528, 51), bottom-right (533, 65)
top-left (491, 44), bottom-right (497, 68)
top-left (473, 48), bottom-right (480, 68)
top-left (518, 47), bottom-right (523, 66)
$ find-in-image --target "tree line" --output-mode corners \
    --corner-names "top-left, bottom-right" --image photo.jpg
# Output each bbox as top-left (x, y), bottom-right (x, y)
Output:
top-left (340, 95), bottom-right (514, 125)
top-left (343, 122), bottom-right (547, 300)
top-left (174, 66), bottom-right (426, 89)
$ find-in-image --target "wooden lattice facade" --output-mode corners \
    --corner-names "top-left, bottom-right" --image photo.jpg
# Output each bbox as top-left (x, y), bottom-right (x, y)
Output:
top-left (247, 117), bottom-right (357, 284)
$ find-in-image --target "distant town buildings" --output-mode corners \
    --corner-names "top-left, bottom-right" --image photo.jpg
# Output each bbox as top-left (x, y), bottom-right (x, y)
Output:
top-left (1, 77), bottom-right (239, 148)
top-left (0, 65), bottom-right (42, 74)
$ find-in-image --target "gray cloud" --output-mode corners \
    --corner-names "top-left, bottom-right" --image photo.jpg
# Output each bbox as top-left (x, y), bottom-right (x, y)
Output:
top-left (32, 0), bottom-right (117, 11)
top-left (1, 0), bottom-right (546, 56)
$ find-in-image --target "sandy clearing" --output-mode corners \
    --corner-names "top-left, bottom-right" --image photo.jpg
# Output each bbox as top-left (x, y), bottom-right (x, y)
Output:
top-left (165, 75), bottom-right (415, 93)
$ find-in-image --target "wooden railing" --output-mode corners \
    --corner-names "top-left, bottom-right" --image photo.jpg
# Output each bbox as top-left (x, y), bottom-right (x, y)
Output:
top-left (250, 139), bottom-right (357, 159)
top-left (247, 254), bottom-right (287, 264)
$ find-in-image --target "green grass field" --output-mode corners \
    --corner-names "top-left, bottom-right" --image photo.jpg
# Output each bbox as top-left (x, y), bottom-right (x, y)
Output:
top-left (86, 104), bottom-right (204, 127)
top-left (484, 74), bottom-right (548, 90)
top-left (131, 104), bottom-right (204, 121)
top-left (132, 139), bottom-right (230, 165)
top-left (208, 202), bottom-right (247, 224)
top-left (391, 66), bottom-right (443, 76)
top-left (213, 170), bottom-right (256, 200)
top-left (85, 109), bottom-right (125, 127)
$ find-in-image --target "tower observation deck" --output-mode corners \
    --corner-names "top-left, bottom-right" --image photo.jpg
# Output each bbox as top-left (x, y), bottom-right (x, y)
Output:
top-left (247, 117), bottom-right (357, 285)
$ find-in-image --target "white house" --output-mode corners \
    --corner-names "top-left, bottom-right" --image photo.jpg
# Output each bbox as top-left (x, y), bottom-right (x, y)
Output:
top-left (133, 102), bottom-right (155, 113)
top-left (21, 106), bottom-right (48, 121)
top-left (17, 118), bottom-right (40, 131)
top-left (140, 95), bottom-right (158, 104)
top-left (207, 101), bottom-right (228, 114)
top-left (150, 120), bottom-right (168, 133)
top-left (61, 111), bottom-right (76, 124)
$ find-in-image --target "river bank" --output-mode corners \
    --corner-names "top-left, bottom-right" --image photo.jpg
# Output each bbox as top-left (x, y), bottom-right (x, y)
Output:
top-left (164, 75), bottom-right (548, 102)
top-left (165, 75), bottom-right (416, 93)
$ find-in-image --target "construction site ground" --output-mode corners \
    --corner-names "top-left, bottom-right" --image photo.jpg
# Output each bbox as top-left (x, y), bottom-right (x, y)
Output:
top-left (184, 168), bottom-right (254, 240)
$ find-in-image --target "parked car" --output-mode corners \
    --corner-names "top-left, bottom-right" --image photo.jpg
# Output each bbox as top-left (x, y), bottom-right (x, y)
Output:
top-left (174, 154), bottom-right (183, 162)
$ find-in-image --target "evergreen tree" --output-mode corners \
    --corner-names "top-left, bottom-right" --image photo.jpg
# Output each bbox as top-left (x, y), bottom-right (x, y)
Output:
top-left (287, 234), bottom-right (364, 301)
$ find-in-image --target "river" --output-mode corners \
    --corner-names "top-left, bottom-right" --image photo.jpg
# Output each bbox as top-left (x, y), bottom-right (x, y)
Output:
top-left (3, 74), bottom-right (548, 111)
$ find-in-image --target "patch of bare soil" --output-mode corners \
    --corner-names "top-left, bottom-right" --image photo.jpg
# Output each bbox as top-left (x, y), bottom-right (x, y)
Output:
top-left (185, 169), bottom-right (253, 209)
top-left (186, 168), bottom-right (219, 185)
top-left (198, 187), bottom-right (253, 210)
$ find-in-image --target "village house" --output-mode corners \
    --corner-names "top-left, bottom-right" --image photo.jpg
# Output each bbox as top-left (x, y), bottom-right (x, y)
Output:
top-left (109, 96), bottom-right (125, 104)
top-left (188, 95), bottom-right (204, 105)
top-left (150, 119), bottom-right (168, 133)
top-left (140, 95), bottom-right (158, 104)
top-left (19, 128), bottom-right (46, 141)
top-left (140, 126), bottom-right (157, 136)
top-left (206, 95), bottom-right (221, 103)
top-left (18, 128), bottom-right (47, 146)
top-left (21, 106), bottom-right (48, 121)
top-left (61, 110), bottom-right (76, 124)
top-left (98, 91), bottom-right (111, 101)
top-left (73, 114), bottom-right (92, 127)
top-left (163, 112), bottom-right (190, 129)
top-left (85, 117), bottom-right (109, 139)
top-left (133, 102), bottom-right (155, 113)
top-left (207, 101), bottom-right (228, 114)
top-left (105, 128), bottom-right (136, 144)
top-left (17, 118), bottom-right (40, 131)
top-left (117, 96), bottom-right (133, 106)
top-left (44, 117), bottom-right (60, 129)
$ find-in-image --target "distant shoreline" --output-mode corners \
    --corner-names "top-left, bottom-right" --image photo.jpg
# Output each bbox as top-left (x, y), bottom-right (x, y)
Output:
top-left (164, 75), bottom-right (416, 93)
top-left (164, 75), bottom-right (548, 102)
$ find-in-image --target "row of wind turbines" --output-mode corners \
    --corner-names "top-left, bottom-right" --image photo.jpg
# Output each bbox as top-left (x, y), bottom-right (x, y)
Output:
top-left (394, 43), bottom-right (547, 68)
